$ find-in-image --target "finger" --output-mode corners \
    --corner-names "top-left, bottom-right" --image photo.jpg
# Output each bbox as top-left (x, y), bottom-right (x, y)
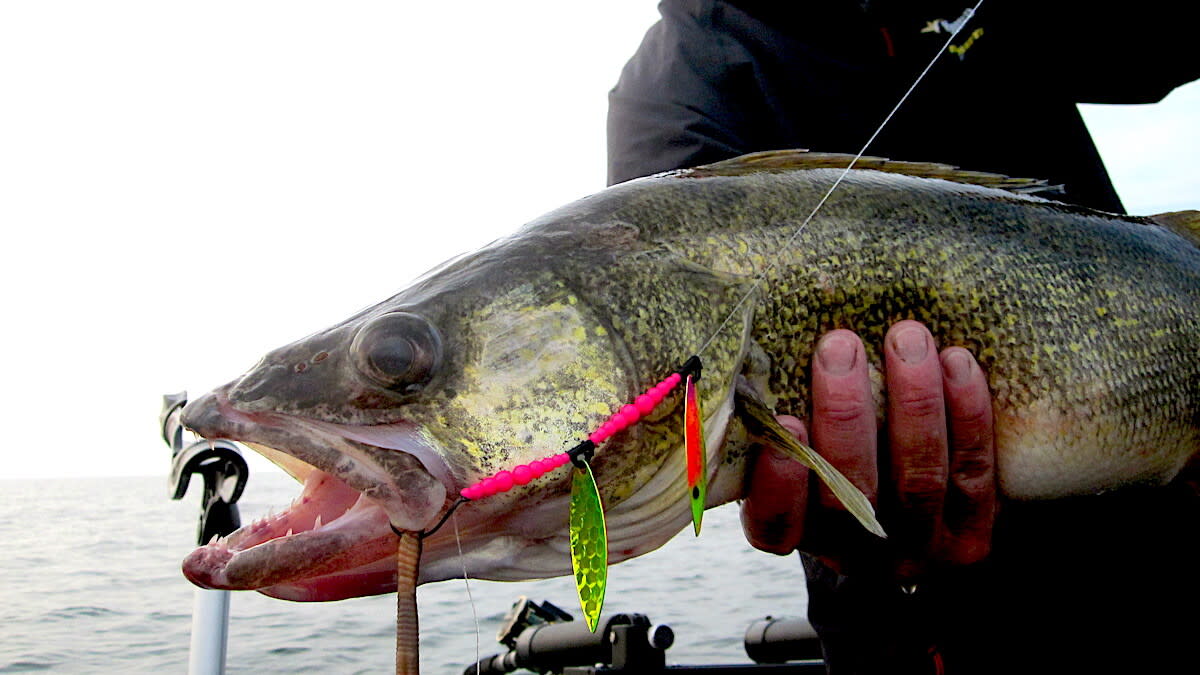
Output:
top-left (883, 321), bottom-right (949, 574)
top-left (740, 415), bottom-right (810, 555)
top-left (809, 330), bottom-right (879, 513)
top-left (940, 347), bottom-right (997, 565)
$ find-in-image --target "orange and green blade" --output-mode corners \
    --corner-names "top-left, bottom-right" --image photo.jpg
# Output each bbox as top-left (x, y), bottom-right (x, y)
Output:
top-left (685, 373), bottom-right (706, 535)
top-left (569, 461), bottom-right (607, 632)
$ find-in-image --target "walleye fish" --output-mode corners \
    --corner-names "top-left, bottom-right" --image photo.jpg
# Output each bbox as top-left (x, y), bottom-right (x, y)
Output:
top-left (180, 151), bottom-right (1200, 671)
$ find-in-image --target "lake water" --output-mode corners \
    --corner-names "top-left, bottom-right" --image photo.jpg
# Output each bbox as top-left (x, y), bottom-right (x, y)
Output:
top-left (0, 474), bottom-right (808, 673)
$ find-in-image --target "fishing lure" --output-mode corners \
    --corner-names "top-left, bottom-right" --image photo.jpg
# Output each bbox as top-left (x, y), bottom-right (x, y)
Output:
top-left (684, 371), bottom-right (706, 536)
top-left (568, 458), bottom-right (606, 632)
top-left (457, 356), bottom-right (704, 630)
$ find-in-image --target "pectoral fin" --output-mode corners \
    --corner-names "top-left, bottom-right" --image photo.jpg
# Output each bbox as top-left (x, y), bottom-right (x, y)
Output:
top-left (735, 388), bottom-right (886, 539)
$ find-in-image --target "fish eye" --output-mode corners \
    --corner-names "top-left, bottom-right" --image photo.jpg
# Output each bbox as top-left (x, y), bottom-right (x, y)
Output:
top-left (350, 312), bottom-right (442, 392)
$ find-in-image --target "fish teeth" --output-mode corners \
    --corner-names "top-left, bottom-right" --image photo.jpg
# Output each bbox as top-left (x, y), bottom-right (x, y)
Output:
top-left (314, 514), bottom-right (323, 529)
top-left (286, 528), bottom-right (293, 537)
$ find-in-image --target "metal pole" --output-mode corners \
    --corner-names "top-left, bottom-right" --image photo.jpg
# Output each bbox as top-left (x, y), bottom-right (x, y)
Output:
top-left (189, 589), bottom-right (232, 675)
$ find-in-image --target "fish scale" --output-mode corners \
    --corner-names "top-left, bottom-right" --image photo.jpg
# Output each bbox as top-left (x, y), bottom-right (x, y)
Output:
top-left (567, 161), bottom-right (1199, 498)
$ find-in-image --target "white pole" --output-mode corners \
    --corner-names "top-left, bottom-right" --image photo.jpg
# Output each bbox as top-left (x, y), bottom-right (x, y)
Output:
top-left (188, 588), bottom-right (231, 675)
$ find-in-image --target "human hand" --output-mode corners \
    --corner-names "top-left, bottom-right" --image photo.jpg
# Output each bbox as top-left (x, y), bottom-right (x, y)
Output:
top-left (740, 320), bottom-right (997, 579)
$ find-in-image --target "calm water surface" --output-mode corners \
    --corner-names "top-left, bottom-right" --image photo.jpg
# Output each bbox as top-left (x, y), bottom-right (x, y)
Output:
top-left (0, 474), bottom-right (807, 673)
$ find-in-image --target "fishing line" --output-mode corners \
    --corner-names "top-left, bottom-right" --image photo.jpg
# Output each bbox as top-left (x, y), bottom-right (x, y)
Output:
top-left (453, 511), bottom-right (482, 674)
top-left (694, 0), bottom-right (985, 359)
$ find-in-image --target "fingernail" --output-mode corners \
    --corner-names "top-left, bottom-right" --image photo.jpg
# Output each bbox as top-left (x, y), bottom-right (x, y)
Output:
top-left (891, 325), bottom-right (929, 363)
top-left (816, 333), bottom-right (856, 375)
top-left (942, 349), bottom-right (973, 383)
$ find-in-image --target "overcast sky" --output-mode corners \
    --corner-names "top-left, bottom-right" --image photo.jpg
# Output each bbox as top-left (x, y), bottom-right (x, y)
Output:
top-left (2, 3), bottom-right (1196, 480)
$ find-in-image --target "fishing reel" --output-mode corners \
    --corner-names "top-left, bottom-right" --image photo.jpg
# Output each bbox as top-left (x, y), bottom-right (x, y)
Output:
top-left (463, 597), bottom-right (825, 674)
top-left (464, 597), bottom-right (673, 675)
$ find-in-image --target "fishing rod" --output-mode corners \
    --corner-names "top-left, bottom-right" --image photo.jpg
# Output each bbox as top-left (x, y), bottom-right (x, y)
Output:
top-left (162, 392), bottom-right (249, 675)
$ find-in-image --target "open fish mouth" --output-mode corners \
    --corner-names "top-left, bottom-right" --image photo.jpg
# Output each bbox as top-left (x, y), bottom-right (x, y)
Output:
top-left (179, 388), bottom-right (451, 601)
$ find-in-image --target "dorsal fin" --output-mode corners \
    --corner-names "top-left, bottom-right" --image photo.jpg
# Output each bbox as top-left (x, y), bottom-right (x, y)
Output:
top-left (676, 149), bottom-right (1062, 196)
top-left (1149, 210), bottom-right (1200, 248)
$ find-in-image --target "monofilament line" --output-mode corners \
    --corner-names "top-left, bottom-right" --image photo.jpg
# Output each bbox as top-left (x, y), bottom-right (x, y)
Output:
top-left (454, 513), bottom-right (482, 674)
top-left (695, 0), bottom-right (985, 358)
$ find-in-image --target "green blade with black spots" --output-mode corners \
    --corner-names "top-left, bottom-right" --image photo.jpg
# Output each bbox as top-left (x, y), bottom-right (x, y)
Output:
top-left (569, 461), bottom-right (607, 632)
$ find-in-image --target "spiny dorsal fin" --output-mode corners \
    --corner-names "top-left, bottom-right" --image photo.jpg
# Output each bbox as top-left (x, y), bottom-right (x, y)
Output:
top-left (1149, 210), bottom-right (1200, 248)
top-left (678, 149), bottom-right (1062, 196)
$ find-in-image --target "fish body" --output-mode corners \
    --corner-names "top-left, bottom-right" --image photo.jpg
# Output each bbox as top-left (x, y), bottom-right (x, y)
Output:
top-left (180, 151), bottom-right (1200, 604)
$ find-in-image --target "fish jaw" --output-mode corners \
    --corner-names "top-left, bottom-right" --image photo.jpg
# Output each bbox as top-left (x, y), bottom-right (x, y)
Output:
top-left (179, 387), bottom-right (451, 600)
top-left (182, 469), bottom-right (401, 600)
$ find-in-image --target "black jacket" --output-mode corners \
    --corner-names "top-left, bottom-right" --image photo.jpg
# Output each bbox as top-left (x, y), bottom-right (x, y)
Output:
top-left (608, 0), bottom-right (1200, 213)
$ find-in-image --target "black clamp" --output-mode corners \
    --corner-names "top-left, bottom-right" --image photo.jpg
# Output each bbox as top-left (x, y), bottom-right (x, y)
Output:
top-left (162, 392), bottom-right (249, 545)
top-left (676, 355), bottom-right (703, 382)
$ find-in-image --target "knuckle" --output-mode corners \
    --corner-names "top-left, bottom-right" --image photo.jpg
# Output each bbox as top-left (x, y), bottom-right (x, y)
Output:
top-left (814, 390), bottom-right (872, 424)
top-left (950, 449), bottom-right (994, 485)
top-left (816, 401), bottom-right (871, 425)
top-left (891, 388), bottom-right (944, 419)
top-left (895, 466), bottom-right (947, 508)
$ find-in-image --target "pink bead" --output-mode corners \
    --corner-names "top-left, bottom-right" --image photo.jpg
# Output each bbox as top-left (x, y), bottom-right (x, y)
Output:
top-left (461, 485), bottom-right (480, 500)
top-left (635, 394), bottom-right (657, 415)
top-left (588, 430), bottom-right (607, 444)
top-left (479, 477), bottom-right (498, 497)
top-left (493, 471), bottom-right (514, 492)
top-left (621, 404), bottom-right (641, 424)
top-left (513, 465), bottom-right (533, 484)
top-left (552, 453), bottom-right (570, 466)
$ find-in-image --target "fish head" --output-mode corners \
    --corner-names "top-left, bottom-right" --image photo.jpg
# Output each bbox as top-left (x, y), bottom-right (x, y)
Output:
top-left (179, 230), bottom-right (663, 600)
